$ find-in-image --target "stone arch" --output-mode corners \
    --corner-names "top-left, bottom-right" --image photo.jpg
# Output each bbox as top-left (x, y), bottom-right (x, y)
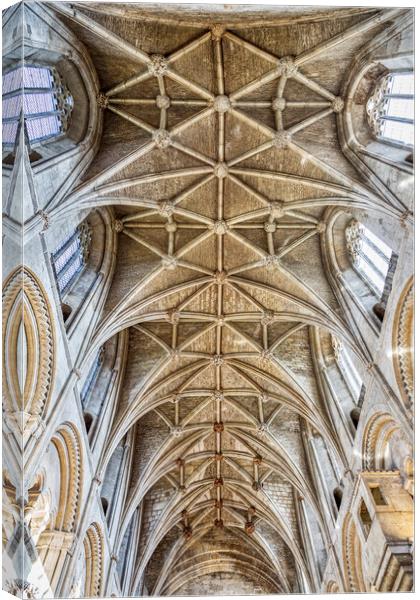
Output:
top-left (362, 410), bottom-right (411, 475)
top-left (322, 207), bottom-right (400, 336)
top-left (342, 514), bottom-right (366, 592)
top-left (2, 267), bottom-right (55, 441)
top-left (58, 207), bottom-right (117, 341)
top-left (2, 1), bottom-right (101, 172)
top-left (83, 522), bottom-right (104, 598)
top-left (392, 276), bottom-right (413, 408)
top-left (50, 423), bottom-right (83, 533)
top-left (326, 580), bottom-right (340, 593)
top-left (338, 12), bottom-right (414, 196)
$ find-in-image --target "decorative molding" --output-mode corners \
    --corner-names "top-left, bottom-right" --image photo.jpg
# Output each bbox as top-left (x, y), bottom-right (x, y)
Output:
top-left (2, 267), bottom-right (55, 440)
top-left (392, 278), bottom-right (413, 407)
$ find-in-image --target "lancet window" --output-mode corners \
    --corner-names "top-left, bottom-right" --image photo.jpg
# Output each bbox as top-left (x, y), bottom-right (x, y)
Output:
top-left (366, 72), bottom-right (414, 147)
top-left (52, 221), bottom-right (91, 297)
top-left (2, 65), bottom-right (73, 149)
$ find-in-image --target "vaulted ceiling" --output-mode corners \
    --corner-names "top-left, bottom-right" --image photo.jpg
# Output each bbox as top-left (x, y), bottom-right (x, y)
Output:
top-left (52, 3), bottom-right (403, 595)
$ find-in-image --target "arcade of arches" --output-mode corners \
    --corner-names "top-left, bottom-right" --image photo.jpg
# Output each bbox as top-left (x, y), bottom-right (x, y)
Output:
top-left (2, 2), bottom-right (414, 597)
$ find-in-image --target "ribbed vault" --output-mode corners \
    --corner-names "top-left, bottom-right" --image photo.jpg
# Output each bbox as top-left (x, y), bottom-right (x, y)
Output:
top-left (50, 3), bottom-right (405, 595)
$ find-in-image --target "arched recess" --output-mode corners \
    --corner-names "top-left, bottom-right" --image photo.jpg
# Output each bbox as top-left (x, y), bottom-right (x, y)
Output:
top-left (337, 11), bottom-right (413, 208)
top-left (50, 423), bottom-right (83, 533)
top-left (53, 207), bottom-right (117, 343)
top-left (326, 580), bottom-right (340, 593)
top-left (2, 267), bottom-right (55, 446)
top-left (79, 330), bottom-right (127, 454)
top-left (342, 514), bottom-right (366, 592)
top-left (82, 523), bottom-right (104, 598)
top-left (362, 411), bottom-right (412, 477)
top-left (392, 277), bottom-right (413, 410)
top-left (33, 423), bottom-right (83, 595)
top-left (322, 206), bottom-right (398, 337)
top-left (2, 2), bottom-right (100, 180)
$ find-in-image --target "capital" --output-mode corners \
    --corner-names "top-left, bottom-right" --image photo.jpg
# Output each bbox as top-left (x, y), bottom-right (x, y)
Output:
top-left (211, 24), bottom-right (225, 40)
top-left (214, 162), bottom-right (229, 179)
top-left (212, 354), bottom-right (224, 366)
top-left (272, 97), bottom-right (286, 111)
top-left (162, 256), bottom-right (178, 270)
top-left (147, 54), bottom-right (169, 76)
top-left (214, 269), bottom-right (228, 284)
top-left (96, 92), bottom-right (109, 109)
top-left (264, 221), bottom-right (277, 233)
top-left (332, 96), bottom-right (345, 113)
top-left (158, 200), bottom-right (175, 218)
top-left (272, 130), bottom-right (292, 149)
top-left (212, 219), bottom-right (229, 235)
top-left (213, 95), bottom-right (231, 113)
top-left (113, 219), bottom-right (124, 233)
top-left (153, 128), bottom-right (172, 149)
top-left (156, 94), bottom-right (171, 109)
top-left (277, 56), bottom-right (297, 77)
top-left (261, 310), bottom-right (275, 325)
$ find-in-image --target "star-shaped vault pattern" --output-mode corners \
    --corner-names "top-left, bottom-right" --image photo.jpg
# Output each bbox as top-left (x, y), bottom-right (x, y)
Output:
top-left (50, 4), bottom-right (404, 595)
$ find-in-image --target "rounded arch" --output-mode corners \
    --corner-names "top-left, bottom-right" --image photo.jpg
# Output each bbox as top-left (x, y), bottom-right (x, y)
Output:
top-left (82, 522), bottom-right (104, 598)
top-left (362, 410), bottom-right (411, 474)
top-left (392, 276), bottom-right (413, 408)
top-left (50, 422), bottom-right (83, 533)
top-left (326, 580), bottom-right (340, 593)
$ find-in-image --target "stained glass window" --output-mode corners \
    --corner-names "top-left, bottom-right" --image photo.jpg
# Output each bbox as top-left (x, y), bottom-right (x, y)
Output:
top-left (366, 72), bottom-right (414, 147)
top-left (2, 65), bottom-right (73, 148)
top-left (52, 221), bottom-right (91, 297)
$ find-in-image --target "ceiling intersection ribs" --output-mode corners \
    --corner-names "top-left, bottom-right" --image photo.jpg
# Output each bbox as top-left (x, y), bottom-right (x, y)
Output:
top-left (46, 8), bottom-right (412, 590)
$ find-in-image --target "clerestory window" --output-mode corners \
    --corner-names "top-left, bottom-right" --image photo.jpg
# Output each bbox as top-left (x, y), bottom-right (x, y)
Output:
top-left (366, 72), bottom-right (414, 148)
top-left (52, 221), bottom-right (91, 297)
top-left (2, 65), bottom-right (73, 149)
top-left (81, 348), bottom-right (105, 408)
top-left (331, 335), bottom-right (363, 402)
top-left (345, 220), bottom-right (393, 299)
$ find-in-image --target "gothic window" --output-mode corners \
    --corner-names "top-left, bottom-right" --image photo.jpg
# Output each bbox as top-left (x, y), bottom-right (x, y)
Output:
top-left (52, 221), bottom-right (91, 297)
top-left (81, 348), bottom-right (105, 409)
top-left (331, 336), bottom-right (363, 402)
top-left (2, 65), bottom-right (73, 150)
top-left (345, 220), bottom-right (393, 299)
top-left (366, 72), bottom-right (414, 147)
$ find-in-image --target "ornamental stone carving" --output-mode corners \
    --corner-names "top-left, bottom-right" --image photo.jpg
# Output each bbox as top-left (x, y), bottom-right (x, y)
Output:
top-left (153, 129), bottom-right (172, 148)
top-left (214, 162), bottom-right (229, 178)
top-left (213, 95), bottom-right (231, 113)
top-left (156, 94), bottom-right (171, 109)
top-left (272, 130), bottom-right (292, 149)
top-left (332, 97), bottom-right (345, 113)
top-left (2, 268), bottom-right (55, 442)
top-left (147, 54), bottom-right (169, 76)
top-left (277, 56), bottom-right (297, 77)
top-left (393, 279), bottom-right (414, 406)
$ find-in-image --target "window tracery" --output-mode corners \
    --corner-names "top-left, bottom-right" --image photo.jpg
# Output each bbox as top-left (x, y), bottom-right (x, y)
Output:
top-left (366, 72), bottom-right (414, 147)
top-left (345, 220), bottom-right (393, 299)
top-left (52, 221), bottom-right (91, 297)
top-left (2, 65), bottom-right (73, 150)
